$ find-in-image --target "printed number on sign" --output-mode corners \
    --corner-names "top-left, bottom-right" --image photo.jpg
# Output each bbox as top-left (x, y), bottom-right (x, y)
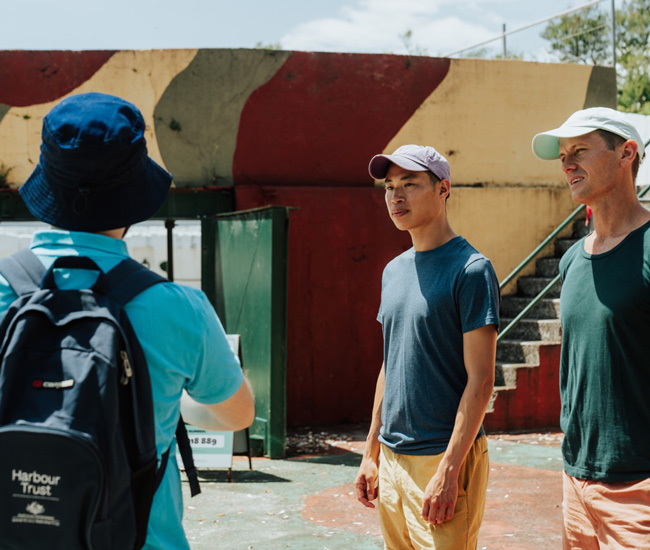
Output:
top-left (189, 435), bottom-right (226, 448)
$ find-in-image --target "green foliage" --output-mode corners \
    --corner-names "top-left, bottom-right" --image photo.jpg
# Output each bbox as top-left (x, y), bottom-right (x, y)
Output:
top-left (169, 118), bottom-right (182, 132)
top-left (495, 52), bottom-right (524, 61)
top-left (541, 4), bottom-right (611, 65)
top-left (459, 47), bottom-right (523, 61)
top-left (255, 41), bottom-right (283, 51)
top-left (463, 48), bottom-right (491, 59)
top-left (542, 0), bottom-right (650, 113)
top-left (400, 30), bottom-right (428, 56)
top-left (0, 163), bottom-right (12, 188)
top-left (616, 0), bottom-right (650, 113)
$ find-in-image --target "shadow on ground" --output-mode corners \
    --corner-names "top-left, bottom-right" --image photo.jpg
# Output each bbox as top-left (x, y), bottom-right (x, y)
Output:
top-left (197, 470), bottom-right (291, 483)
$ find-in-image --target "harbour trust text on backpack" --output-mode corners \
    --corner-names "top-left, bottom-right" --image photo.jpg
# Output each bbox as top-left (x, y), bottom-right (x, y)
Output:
top-left (0, 250), bottom-right (198, 550)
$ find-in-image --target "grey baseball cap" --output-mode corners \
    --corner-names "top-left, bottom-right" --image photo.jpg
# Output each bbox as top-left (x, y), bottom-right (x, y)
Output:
top-left (532, 107), bottom-right (645, 160)
top-left (368, 144), bottom-right (451, 182)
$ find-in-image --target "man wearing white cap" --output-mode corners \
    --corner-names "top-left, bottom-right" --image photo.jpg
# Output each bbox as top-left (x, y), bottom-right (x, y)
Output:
top-left (354, 145), bottom-right (499, 549)
top-left (532, 107), bottom-right (650, 549)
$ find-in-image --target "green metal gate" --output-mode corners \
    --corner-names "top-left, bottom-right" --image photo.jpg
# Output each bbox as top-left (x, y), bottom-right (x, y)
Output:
top-left (201, 206), bottom-right (289, 459)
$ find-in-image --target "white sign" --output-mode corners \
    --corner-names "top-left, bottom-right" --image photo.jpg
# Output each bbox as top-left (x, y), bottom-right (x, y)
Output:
top-left (176, 334), bottom-right (242, 470)
top-left (182, 426), bottom-right (234, 469)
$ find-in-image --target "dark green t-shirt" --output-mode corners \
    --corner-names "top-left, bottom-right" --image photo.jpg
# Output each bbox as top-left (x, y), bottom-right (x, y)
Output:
top-left (559, 219), bottom-right (650, 482)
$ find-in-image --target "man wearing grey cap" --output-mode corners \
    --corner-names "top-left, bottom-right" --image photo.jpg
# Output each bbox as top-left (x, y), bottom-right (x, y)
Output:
top-left (354, 144), bottom-right (499, 549)
top-left (532, 107), bottom-right (650, 549)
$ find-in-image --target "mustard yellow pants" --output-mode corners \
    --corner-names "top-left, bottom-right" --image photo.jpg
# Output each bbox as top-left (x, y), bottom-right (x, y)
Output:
top-left (378, 436), bottom-right (489, 550)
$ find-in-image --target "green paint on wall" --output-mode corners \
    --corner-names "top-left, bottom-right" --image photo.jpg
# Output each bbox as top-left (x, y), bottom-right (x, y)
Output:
top-left (155, 49), bottom-right (291, 188)
top-left (583, 66), bottom-right (617, 109)
top-left (0, 104), bottom-right (10, 125)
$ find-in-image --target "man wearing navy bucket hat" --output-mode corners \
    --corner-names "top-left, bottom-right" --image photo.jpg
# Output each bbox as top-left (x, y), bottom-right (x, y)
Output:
top-left (354, 144), bottom-right (499, 549)
top-left (1, 93), bottom-right (255, 549)
top-left (19, 92), bottom-right (173, 233)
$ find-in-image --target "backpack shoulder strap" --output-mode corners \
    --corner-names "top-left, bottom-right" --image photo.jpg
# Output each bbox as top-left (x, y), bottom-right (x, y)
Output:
top-left (0, 249), bottom-right (46, 296)
top-left (104, 258), bottom-right (202, 496)
top-left (174, 419), bottom-right (201, 496)
top-left (155, 419), bottom-right (201, 497)
top-left (104, 258), bottom-right (169, 306)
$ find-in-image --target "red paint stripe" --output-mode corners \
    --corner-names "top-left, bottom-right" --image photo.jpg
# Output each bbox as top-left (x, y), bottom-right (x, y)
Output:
top-left (0, 50), bottom-right (116, 107)
top-left (233, 52), bottom-right (451, 187)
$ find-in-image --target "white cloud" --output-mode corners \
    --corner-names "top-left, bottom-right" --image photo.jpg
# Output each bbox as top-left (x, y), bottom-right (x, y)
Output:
top-left (280, 0), bottom-right (502, 56)
top-left (408, 17), bottom-right (500, 57)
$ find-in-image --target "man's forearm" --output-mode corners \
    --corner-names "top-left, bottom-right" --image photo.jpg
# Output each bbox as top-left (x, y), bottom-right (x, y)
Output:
top-left (180, 378), bottom-right (255, 432)
top-left (439, 325), bottom-right (496, 475)
top-left (438, 375), bottom-right (493, 475)
top-left (363, 364), bottom-right (385, 462)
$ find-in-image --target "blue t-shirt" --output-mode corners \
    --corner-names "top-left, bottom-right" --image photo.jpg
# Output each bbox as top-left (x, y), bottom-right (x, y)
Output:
top-left (378, 236), bottom-right (500, 455)
top-left (0, 230), bottom-right (244, 550)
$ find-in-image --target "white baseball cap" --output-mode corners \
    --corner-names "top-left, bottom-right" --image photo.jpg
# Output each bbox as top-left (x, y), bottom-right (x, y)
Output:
top-left (532, 107), bottom-right (645, 160)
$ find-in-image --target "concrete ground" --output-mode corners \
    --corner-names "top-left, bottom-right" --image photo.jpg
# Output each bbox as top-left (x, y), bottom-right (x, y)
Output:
top-left (181, 426), bottom-right (563, 550)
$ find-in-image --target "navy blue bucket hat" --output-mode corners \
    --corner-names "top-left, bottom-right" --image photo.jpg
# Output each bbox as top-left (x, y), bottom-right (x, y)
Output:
top-left (20, 92), bottom-right (172, 232)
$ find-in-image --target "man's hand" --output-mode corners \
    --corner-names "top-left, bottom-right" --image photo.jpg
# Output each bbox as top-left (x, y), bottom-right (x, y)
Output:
top-left (421, 469), bottom-right (459, 524)
top-left (355, 457), bottom-right (380, 508)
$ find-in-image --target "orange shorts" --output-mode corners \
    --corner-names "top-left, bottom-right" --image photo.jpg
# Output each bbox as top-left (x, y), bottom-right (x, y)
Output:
top-left (378, 436), bottom-right (489, 550)
top-left (563, 471), bottom-right (650, 549)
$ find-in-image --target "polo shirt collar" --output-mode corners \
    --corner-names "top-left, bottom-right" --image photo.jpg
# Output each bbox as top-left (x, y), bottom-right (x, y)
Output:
top-left (30, 230), bottom-right (129, 257)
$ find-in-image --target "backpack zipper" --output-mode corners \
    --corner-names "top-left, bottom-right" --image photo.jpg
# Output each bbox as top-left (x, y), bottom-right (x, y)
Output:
top-left (120, 350), bottom-right (133, 385)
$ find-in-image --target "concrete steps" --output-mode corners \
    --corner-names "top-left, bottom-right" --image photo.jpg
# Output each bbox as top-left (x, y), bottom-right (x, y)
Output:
top-left (499, 319), bottom-right (562, 342)
top-left (517, 276), bottom-right (562, 298)
top-left (486, 345), bottom-right (562, 431)
top-left (486, 216), bottom-right (587, 431)
top-left (535, 258), bottom-right (561, 278)
top-left (500, 297), bottom-right (560, 319)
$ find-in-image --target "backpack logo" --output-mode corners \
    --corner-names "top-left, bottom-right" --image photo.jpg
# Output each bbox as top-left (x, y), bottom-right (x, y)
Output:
top-left (26, 501), bottom-right (45, 516)
top-left (12, 469), bottom-right (61, 497)
top-left (32, 379), bottom-right (75, 390)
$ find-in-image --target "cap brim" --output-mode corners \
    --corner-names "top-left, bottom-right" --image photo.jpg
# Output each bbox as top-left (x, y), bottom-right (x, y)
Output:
top-left (368, 154), bottom-right (427, 179)
top-left (532, 125), bottom-right (602, 160)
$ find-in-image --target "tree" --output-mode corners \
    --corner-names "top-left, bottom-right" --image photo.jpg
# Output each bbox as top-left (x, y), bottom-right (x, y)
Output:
top-left (616, 0), bottom-right (650, 113)
top-left (542, 0), bottom-right (650, 113)
top-left (541, 4), bottom-right (611, 66)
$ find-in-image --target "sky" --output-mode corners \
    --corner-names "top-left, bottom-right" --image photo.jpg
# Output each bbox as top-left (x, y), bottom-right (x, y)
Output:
top-left (1, 0), bottom-right (609, 59)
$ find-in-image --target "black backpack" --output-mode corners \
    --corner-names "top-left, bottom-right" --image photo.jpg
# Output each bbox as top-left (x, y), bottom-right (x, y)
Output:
top-left (0, 250), bottom-right (199, 550)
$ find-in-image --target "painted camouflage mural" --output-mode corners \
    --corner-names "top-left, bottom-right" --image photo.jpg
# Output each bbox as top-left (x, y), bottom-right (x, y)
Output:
top-left (0, 49), bottom-right (614, 188)
top-left (0, 49), bottom-right (616, 425)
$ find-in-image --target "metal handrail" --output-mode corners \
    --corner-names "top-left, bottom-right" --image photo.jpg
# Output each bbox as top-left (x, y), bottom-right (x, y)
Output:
top-left (498, 183), bottom-right (650, 344)
top-left (499, 204), bottom-right (585, 291)
top-left (638, 183), bottom-right (650, 199)
top-left (497, 274), bottom-right (560, 343)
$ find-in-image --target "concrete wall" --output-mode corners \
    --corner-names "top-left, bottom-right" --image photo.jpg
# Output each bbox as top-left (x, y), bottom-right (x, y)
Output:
top-left (448, 186), bottom-right (577, 290)
top-left (0, 50), bottom-right (614, 189)
top-left (0, 49), bottom-right (616, 426)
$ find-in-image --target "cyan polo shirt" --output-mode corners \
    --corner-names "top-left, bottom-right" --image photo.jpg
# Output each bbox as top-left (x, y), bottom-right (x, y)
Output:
top-left (0, 230), bottom-right (244, 550)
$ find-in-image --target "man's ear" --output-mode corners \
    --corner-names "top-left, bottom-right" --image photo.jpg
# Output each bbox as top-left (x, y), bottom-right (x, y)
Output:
top-left (438, 179), bottom-right (450, 199)
top-left (620, 140), bottom-right (638, 168)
